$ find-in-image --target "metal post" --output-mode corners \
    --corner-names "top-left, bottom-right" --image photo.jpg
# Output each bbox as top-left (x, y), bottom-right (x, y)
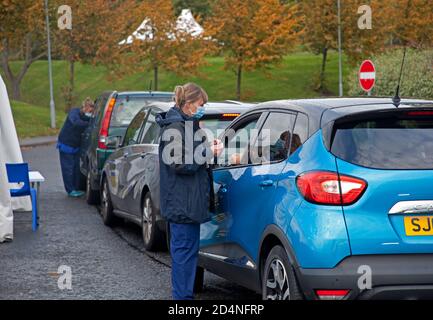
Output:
top-left (337, 0), bottom-right (343, 97)
top-left (44, 0), bottom-right (56, 129)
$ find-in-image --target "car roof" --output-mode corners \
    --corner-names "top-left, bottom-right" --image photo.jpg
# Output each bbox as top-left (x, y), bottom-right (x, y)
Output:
top-left (145, 101), bottom-right (255, 115)
top-left (116, 91), bottom-right (174, 97)
top-left (247, 98), bottom-right (433, 133)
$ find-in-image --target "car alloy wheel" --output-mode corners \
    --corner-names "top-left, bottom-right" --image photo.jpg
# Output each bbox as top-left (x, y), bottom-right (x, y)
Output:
top-left (265, 258), bottom-right (291, 300)
top-left (86, 172), bottom-right (91, 198)
top-left (101, 182), bottom-right (109, 219)
top-left (100, 179), bottom-right (116, 226)
top-left (142, 196), bottom-right (153, 245)
top-left (141, 193), bottom-right (166, 252)
top-left (262, 245), bottom-right (303, 300)
top-left (86, 170), bottom-right (100, 205)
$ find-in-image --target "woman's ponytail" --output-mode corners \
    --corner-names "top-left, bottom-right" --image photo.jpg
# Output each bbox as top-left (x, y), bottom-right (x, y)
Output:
top-left (174, 85), bottom-right (186, 108)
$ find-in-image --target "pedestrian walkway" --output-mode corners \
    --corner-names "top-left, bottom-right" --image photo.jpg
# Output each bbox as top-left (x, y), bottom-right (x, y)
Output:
top-left (19, 136), bottom-right (57, 148)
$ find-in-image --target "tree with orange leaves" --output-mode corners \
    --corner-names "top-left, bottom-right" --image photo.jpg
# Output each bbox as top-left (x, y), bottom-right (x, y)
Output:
top-left (53, 0), bottom-right (136, 110)
top-left (301, 0), bottom-right (432, 95)
top-left (122, 0), bottom-right (208, 91)
top-left (382, 0), bottom-right (433, 48)
top-left (300, 0), bottom-right (337, 93)
top-left (205, 0), bottom-right (300, 100)
top-left (301, 0), bottom-right (390, 93)
top-left (0, 0), bottom-right (46, 100)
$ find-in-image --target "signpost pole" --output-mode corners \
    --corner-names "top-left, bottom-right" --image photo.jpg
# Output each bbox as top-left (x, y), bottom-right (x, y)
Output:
top-left (337, 0), bottom-right (343, 97)
top-left (44, 0), bottom-right (56, 129)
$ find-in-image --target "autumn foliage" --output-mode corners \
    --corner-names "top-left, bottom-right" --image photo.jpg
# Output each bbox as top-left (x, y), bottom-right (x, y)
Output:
top-left (0, 0), bottom-right (46, 100)
top-left (1, 0), bottom-right (432, 104)
top-left (53, 0), bottom-right (136, 110)
top-left (300, 0), bottom-right (432, 93)
top-left (122, 0), bottom-right (208, 91)
top-left (205, 0), bottom-right (301, 99)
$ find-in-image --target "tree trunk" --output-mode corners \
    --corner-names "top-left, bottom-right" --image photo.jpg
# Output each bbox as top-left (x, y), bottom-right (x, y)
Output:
top-left (6, 62), bottom-right (32, 101)
top-left (154, 66), bottom-right (159, 91)
top-left (319, 47), bottom-right (328, 92)
top-left (64, 59), bottom-right (75, 112)
top-left (236, 64), bottom-right (242, 100)
top-left (1, 37), bottom-right (45, 102)
top-left (1, 39), bottom-right (23, 100)
top-left (11, 79), bottom-right (21, 100)
top-left (70, 60), bottom-right (75, 94)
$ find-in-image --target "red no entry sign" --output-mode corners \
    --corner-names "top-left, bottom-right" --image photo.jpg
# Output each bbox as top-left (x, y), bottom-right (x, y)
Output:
top-left (359, 60), bottom-right (376, 92)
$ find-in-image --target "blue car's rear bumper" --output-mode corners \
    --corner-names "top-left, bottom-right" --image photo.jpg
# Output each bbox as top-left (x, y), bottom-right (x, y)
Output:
top-left (297, 254), bottom-right (433, 300)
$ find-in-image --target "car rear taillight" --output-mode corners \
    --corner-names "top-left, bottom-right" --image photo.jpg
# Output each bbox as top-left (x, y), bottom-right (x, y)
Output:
top-left (222, 113), bottom-right (240, 118)
top-left (98, 97), bottom-right (116, 149)
top-left (406, 111), bottom-right (433, 116)
top-left (221, 113), bottom-right (240, 121)
top-left (315, 289), bottom-right (350, 300)
top-left (296, 171), bottom-right (367, 205)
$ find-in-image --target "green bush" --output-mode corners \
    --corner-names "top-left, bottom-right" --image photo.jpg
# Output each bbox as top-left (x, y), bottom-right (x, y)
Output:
top-left (347, 49), bottom-right (433, 99)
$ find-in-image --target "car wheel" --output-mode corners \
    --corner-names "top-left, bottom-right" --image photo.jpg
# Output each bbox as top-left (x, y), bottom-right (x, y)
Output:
top-left (262, 245), bottom-right (303, 300)
top-left (86, 171), bottom-right (100, 205)
top-left (101, 178), bottom-right (117, 226)
top-left (142, 193), bottom-right (164, 252)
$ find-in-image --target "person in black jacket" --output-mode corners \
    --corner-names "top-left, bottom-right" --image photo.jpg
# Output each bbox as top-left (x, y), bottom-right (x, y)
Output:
top-left (57, 98), bottom-right (94, 197)
top-left (156, 83), bottom-right (223, 300)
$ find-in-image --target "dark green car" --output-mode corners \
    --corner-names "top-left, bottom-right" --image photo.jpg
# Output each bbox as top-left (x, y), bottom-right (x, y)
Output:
top-left (80, 91), bottom-right (173, 204)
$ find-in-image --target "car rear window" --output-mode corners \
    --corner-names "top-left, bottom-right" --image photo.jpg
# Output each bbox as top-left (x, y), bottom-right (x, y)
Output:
top-left (199, 114), bottom-right (240, 138)
top-left (110, 95), bottom-right (172, 127)
top-left (331, 112), bottom-right (433, 169)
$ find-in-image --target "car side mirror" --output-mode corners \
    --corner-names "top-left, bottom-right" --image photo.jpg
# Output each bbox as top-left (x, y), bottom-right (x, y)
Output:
top-left (106, 136), bottom-right (122, 149)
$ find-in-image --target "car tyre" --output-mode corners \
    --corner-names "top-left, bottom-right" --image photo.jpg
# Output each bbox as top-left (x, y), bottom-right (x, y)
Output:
top-left (86, 170), bottom-right (100, 205)
top-left (101, 178), bottom-right (117, 226)
top-left (262, 245), bottom-right (303, 300)
top-left (142, 193), bottom-right (165, 252)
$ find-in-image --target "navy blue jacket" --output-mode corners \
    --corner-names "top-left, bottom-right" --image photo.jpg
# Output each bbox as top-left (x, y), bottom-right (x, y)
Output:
top-left (58, 108), bottom-right (91, 148)
top-left (156, 106), bottom-right (214, 224)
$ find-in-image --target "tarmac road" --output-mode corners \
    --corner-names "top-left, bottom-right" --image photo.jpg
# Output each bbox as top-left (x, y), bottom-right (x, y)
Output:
top-left (0, 144), bottom-right (260, 300)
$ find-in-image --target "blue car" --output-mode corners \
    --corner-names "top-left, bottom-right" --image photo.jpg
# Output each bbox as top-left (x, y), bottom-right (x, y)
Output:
top-left (198, 98), bottom-right (433, 300)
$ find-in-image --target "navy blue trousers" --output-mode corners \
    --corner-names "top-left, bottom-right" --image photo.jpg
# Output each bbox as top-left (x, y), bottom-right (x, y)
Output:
top-left (170, 222), bottom-right (200, 300)
top-left (59, 151), bottom-right (81, 194)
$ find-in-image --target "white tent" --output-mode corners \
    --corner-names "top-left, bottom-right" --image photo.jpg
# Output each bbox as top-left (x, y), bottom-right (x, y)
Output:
top-left (0, 74), bottom-right (32, 242)
top-left (176, 9), bottom-right (204, 38)
top-left (120, 9), bottom-right (204, 45)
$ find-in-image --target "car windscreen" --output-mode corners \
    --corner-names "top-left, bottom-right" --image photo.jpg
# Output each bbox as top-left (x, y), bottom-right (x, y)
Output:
top-left (110, 95), bottom-right (172, 127)
top-left (330, 111), bottom-right (433, 169)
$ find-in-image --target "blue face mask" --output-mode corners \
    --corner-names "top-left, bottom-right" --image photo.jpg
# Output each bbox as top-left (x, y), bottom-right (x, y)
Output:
top-left (274, 138), bottom-right (285, 150)
top-left (192, 106), bottom-right (205, 119)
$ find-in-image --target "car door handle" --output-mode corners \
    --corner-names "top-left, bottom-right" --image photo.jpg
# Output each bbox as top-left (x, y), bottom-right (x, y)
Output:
top-left (260, 179), bottom-right (274, 187)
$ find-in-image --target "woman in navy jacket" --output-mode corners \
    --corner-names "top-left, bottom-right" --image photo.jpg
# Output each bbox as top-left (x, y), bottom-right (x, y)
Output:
top-left (156, 83), bottom-right (222, 300)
